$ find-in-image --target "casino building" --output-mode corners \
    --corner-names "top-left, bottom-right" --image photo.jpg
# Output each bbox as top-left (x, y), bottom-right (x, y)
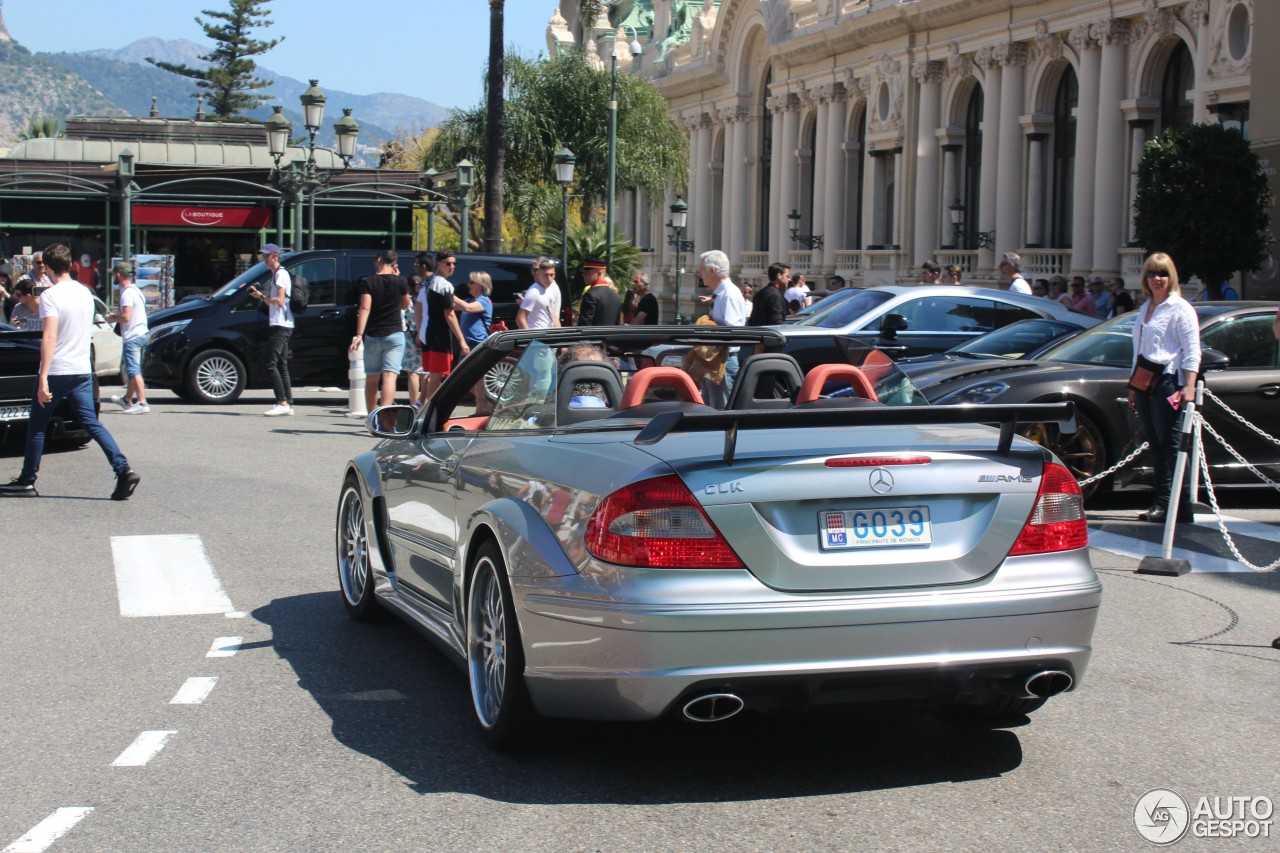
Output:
top-left (552, 0), bottom-right (1265, 302)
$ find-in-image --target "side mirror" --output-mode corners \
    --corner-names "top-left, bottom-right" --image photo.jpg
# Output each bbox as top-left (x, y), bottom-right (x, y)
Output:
top-left (367, 405), bottom-right (417, 438)
top-left (1199, 347), bottom-right (1230, 373)
top-left (880, 313), bottom-right (908, 339)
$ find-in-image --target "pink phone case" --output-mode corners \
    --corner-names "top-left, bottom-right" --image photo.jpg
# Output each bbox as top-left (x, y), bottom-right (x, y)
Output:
top-left (1167, 391), bottom-right (1182, 410)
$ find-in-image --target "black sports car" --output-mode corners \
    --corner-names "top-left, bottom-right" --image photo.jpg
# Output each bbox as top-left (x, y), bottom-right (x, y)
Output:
top-left (899, 304), bottom-right (1280, 495)
top-left (0, 323), bottom-right (98, 447)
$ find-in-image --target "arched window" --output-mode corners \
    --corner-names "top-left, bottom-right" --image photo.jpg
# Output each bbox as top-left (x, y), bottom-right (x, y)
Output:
top-left (759, 69), bottom-right (773, 250)
top-left (1052, 68), bottom-right (1078, 248)
top-left (1160, 41), bottom-right (1194, 130)
top-left (961, 87), bottom-right (983, 250)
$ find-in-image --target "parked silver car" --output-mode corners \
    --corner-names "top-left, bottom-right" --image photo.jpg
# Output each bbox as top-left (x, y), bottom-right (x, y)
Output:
top-left (335, 327), bottom-right (1100, 748)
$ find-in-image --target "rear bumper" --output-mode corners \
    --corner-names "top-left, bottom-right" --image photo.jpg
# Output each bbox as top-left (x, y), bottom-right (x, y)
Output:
top-left (512, 554), bottom-right (1101, 722)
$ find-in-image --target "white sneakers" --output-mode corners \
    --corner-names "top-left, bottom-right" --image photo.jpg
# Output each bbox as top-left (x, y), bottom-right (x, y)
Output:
top-left (123, 402), bottom-right (151, 414)
top-left (111, 394), bottom-right (132, 410)
top-left (264, 404), bottom-right (294, 417)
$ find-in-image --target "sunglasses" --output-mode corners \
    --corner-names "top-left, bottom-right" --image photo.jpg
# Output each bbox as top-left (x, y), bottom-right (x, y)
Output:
top-left (1146, 270), bottom-right (1170, 278)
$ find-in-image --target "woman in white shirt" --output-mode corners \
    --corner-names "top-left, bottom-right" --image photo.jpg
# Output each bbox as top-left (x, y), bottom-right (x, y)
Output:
top-left (1128, 252), bottom-right (1200, 524)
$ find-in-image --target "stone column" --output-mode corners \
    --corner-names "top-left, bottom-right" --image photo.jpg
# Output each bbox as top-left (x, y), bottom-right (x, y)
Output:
top-left (1188, 0), bottom-right (1211, 122)
top-left (940, 142), bottom-right (962, 249)
top-left (766, 95), bottom-right (786, 258)
top-left (976, 48), bottom-right (1002, 268)
top-left (719, 107), bottom-right (745, 262)
top-left (694, 113), bottom-right (714, 256)
top-left (810, 89), bottom-right (830, 257)
top-left (1092, 20), bottom-right (1129, 275)
top-left (995, 43), bottom-right (1027, 258)
top-left (777, 93), bottom-right (802, 257)
top-left (730, 109), bottom-right (751, 260)
top-left (912, 60), bottom-right (944, 265)
top-left (1069, 24), bottom-right (1101, 274)
top-left (822, 85), bottom-right (849, 270)
top-left (1025, 133), bottom-right (1048, 247)
top-left (863, 150), bottom-right (881, 249)
top-left (1127, 119), bottom-right (1152, 244)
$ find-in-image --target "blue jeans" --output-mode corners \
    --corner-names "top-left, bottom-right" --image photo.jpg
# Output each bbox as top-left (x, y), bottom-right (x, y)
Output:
top-left (21, 374), bottom-right (129, 483)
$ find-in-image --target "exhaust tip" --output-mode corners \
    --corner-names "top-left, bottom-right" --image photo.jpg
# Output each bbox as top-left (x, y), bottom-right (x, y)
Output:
top-left (681, 693), bottom-right (745, 723)
top-left (1024, 670), bottom-right (1073, 699)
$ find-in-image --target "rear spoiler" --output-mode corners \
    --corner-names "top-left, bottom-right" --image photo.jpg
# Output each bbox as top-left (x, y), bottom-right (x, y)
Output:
top-left (634, 402), bottom-right (1078, 465)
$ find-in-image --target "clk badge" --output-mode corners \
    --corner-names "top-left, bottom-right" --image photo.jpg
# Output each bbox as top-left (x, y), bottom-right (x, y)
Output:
top-left (869, 468), bottom-right (894, 494)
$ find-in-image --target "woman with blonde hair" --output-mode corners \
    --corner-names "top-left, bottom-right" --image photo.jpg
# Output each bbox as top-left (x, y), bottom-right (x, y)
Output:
top-left (1128, 252), bottom-right (1201, 524)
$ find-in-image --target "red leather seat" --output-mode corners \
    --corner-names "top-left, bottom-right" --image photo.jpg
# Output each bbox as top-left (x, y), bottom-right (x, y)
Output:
top-left (795, 364), bottom-right (878, 404)
top-left (620, 366), bottom-right (705, 409)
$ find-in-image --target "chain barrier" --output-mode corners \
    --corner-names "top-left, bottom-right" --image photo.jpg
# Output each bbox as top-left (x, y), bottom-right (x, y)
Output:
top-left (1077, 441), bottom-right (1149, 488)
top-left (1194, 416), bottom-right (1280, 573)
top-left (1201, 387), bottom-right (1280, 450)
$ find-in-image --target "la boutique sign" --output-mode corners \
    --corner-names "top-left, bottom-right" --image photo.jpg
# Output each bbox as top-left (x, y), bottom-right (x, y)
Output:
top-left (133, 205), bottom-right (272, 229)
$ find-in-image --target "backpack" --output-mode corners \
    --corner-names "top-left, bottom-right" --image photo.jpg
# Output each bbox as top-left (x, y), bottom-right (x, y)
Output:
top-left (289, 273), bottom-right (309, 314)
top-left (488, 319), bottom-right (509, 335)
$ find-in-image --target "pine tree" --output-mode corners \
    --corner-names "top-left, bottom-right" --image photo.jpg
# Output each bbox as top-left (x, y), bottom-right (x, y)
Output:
top-left (147, 0), bottom-right (282, 120)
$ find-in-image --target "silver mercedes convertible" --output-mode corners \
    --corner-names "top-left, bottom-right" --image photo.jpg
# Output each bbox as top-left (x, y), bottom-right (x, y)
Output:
top-left (336, 326), bottom-right (1100, 748)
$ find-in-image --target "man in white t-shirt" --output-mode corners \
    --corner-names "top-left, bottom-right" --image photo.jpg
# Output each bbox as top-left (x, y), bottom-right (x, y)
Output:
top-left (247, 243), bottom-right (294, 416)
top-left (1000, 252), bottom-right (1032, 294)
top-left (0, 244), bottom-right (139, 500)
top-left (517, 257), bottom-right (562, 330)
top-left (106, 261), bottom-right (150, 414)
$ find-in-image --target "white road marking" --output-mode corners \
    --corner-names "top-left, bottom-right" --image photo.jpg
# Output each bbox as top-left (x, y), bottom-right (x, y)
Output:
top-left (2, 808), bottom-right (93, 853)
top-left (111, 534), bottom-right (234, 617)
top-left (1088, 528), bottom-right (1251, 572)
top-left (224, 611), bottom-right (248, 619)
top-left (206, 636), bottom-right (242, 658)
top-left (1205, 513), bottom-right (1280, 544)
top-left (111, 731), bottom-right (177, 767)
top-left (170, 677), bottom-right (218, 705)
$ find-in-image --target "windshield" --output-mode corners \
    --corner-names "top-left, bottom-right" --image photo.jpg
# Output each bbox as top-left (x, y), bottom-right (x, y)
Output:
top-left (793, 290), bottom-right (894, 329)
top-left (1035, 313), bottom-right (1137, 367)
top-left (791, 288), bottom-right (860, 319)
top-left (211, 261), bottom-right (273, 299)
top-left (949, 319), bottom-right (1080, 359)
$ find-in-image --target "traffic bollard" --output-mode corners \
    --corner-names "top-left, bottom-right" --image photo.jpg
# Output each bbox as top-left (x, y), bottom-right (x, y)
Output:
top-left (347, 343), bottom-right (367, 418)
top-left (1136, 398), bottom-right (1195, 576)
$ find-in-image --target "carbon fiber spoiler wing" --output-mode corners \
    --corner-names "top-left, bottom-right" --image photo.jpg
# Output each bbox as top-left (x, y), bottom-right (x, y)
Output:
top-left (634, 402), bottom-right (1078, 465)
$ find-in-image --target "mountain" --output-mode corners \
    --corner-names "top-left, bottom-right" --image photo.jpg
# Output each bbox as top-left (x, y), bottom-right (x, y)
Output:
top-left (0, 38), bottom-right (125, 144)
top-left (43, 38), bottom-right (453, 148)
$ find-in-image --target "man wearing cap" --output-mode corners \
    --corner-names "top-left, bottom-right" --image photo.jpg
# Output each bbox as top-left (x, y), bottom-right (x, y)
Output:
top-left (0, 244), bottom-right (139, 500)
top-left (106, 262), bottom-right (150, 414)
top-left (72, 253), bottom-right (100, 293)
top-left (246, 243), bottom-right (294, 416)
top-left (9, 280), bottom-right (41, 330)
top-left (576, 260), bottom-right (621, 326)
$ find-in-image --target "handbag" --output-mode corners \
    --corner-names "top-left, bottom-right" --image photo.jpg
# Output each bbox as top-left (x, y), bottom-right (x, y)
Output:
top-left (1128, 354), bottom-right (1168, 394)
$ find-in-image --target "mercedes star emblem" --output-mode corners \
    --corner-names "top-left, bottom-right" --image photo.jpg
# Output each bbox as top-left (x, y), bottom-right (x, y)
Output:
top-left (869, 468), bottom-right (894, 494)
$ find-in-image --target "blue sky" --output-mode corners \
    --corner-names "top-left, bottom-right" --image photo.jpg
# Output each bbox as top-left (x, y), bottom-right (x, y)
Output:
top-left (4, 0), bottom-right (554, 109)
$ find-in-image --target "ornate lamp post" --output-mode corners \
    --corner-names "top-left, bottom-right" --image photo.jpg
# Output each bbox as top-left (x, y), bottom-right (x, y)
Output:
top-left (667, 197), bottom-right (694, 324)
top-left (420, 168), bottom-right (438, 251)
top-left (116, 148), bottom-right (136, 271)
top-left (264, 80), bottom-right (359, 250)
top-left (605, 26), bottom-right (643, 272)
top-left (554, 147), bottom-right (576, 281)
top-left (786, 209), bottom-right (824, 250)
top-left (948, 199), bottom-right (996, 250)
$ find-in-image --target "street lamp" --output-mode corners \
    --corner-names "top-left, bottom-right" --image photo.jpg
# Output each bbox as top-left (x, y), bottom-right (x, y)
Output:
top-left (605, 26), bottom-right (643, 272)
top-left (554, 147), bottom-right (576, 282)
top-left (947, 199), bottom-right (996, 250)
top-left (117, 148), bottom-right (136, 273)
top-left (787, 208), bottom-right (824, 250)
top-left (667, 197), bottom-right (694, 324)
top-left (420, 168), bottom-right (438, 251)
top-left (456, 159), bottom-right (474, 251)
top-left (264, 80), bottom-right (360, 250)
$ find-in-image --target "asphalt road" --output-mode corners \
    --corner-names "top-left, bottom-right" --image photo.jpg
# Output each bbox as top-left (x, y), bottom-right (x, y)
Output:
top-left (1, 389), bottom-right (1277, 852)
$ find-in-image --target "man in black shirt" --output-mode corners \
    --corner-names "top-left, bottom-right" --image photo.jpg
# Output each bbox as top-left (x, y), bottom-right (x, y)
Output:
top-left (748, 262), bottom-right (788, 327)
top-left (630, 274), bottom-right (659, 324)
top-left (351, 249), bottom-right (410, 413)
top-left (577, 259), bottom-right (622, 326)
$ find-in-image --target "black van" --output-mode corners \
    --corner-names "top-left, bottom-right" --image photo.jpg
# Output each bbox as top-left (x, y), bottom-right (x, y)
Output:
top-left (142, 249), bottom-right (536, 403)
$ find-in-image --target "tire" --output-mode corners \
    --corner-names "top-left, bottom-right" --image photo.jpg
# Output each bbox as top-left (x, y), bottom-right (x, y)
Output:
top-left (1020, 409), bottom-right (1109, 499)
top-left (483, 358), bottom-right (516, 402)
top-left (186, 348), bottom-right (246, 404)
top-left (336, 475), bottom-right (383, 621)
top-left (466, 541), bottom-right (535, 749)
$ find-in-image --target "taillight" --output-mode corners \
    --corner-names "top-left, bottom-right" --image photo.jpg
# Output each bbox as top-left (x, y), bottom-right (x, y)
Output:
top-left (585, 475), bottom-right (745, 569)
top-left (1009, 462), bottom-right (1088, 555)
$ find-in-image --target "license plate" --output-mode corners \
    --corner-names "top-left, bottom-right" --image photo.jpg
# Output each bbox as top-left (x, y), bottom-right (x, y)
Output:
top-left (820, 507), bottom-right (932, 549)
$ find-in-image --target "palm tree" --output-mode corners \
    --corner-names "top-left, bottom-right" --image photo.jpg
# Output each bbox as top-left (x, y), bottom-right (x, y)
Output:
top-left (482, 0), bottom-right (505, 252)
top-left (17, 115), bottom-right (63, 140)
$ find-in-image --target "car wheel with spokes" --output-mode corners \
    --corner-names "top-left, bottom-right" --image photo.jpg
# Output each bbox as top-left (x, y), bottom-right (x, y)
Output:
top-left (483, 358), bottom-right (516, 402)
top-left (1021, 409), bottom-right (1108, 499)
top-left (336, 474), bottom-right (382, 621)
top-left (466, 541), bottom-right (534, 749)
top-left (186, 348), bottom-right (246, 404)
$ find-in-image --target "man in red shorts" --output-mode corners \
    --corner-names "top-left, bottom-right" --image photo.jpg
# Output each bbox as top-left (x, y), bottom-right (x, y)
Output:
top-left (420, 250), bottom-right (467, 402)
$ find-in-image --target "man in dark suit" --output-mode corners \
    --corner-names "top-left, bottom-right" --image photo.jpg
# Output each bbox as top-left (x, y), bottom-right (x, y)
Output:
top-left (748, 262), bottom-right (788, 327)
top-left (577, 259), bottom-right (622, 326)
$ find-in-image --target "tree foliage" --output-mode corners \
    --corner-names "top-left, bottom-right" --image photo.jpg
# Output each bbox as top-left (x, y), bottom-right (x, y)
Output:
top-left (1134, 123), bottom-right (1272, 288)
top-left (147, 0), bottom-right (282, 120)
top-left (17, 115), bottom-right (64, 140)
top-left (537, 219), bottom-right (642, 302)
top-left (425, 49), bottom-right (688, 251)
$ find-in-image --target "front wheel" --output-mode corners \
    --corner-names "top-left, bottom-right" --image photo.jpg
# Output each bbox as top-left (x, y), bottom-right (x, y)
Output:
top-left (186, 348), bottom-right (246, 404)
top-left (466, 541), bottom-right (535, 749)
top-left (336, 475), bottom-right (382, 621)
